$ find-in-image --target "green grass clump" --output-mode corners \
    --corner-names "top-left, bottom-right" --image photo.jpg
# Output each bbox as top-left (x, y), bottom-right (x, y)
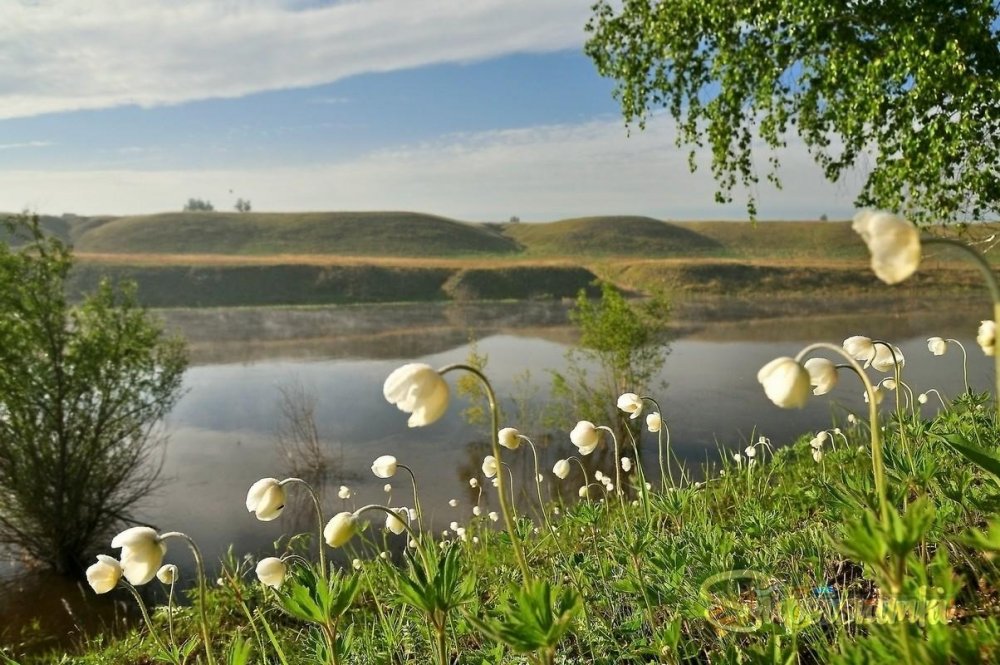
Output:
top-left (20, 391), bottom-right (1000, 664)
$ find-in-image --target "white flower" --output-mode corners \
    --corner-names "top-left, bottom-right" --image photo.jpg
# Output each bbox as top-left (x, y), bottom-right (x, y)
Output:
top-left (570, 421), bottom-right (601, 455)
top-left (645, 412), bottom-right (661, 433)
top-left (619, 457), bottom-right (631, 472)
top-left (246, 478), bottom-right (286, 522)
top-left (498, 427), bottom-right (521, 450)
top-left (880, 378), bottom-right (897, 391)
top-left (383, 483), bottom-right (392, 493)
top-left (371, 455), bottom-right (398, 479)
top-left (616, 393), bottom-right (643, 419)
top-left (978, 320), bottom-right (996, 356)
top-left (917, 393), bottom-right (928, 405)
top-left (812, 448), bottom-right (824, 463)
top-left (578, 485), bottom-right (589, 498)
top-left (338, 485), bottom-right (352, 500)
top-left (255, 557), bottom-right (286, 589)
top-left (449, 520), bottom-right (459, 532)
top-left (482, 455), bottom-right (498, 478)
top-left (491, 477), bottom-right (500, 488)
top-left (408, 508), bottom-right (418, 521)
top-left (733, 452), bottom-right (742, 464)
top-left (871, 344), bottom-right (905, 372)
top-left (757, 357), bottom-right (811, 409)
top-left (863, 387), bottom-right (885, 405)
top-left (927, 337), bottom-right (947, 356)
top-left (469, 478), bottom-right (478, 488)
top-left (605, 483), bottom-right (615, 492)
top-left (488, 511), bottom-right (499, 522)
top-left (156, 564), bottom-right (178, 585)
top-left (744, 446), bottom-right (756, 458)
top-left (380, 551), bottom-right (389, 560)
top-left (323, 512), bottom-right (357, 548)
top-left (809, 437), bottom-right (824, 450)
top-left (847, 413), bottom-right (858, 425)
top-left (472, 506), bottom-right (481, 516)
top-left (383, 363), bottom-right (450, 427)
top-left (386, 508), bottom-right (408, 535)
top-left (86, 555), bottom-right (122, 594)
top-left (111, 527), bottom-right (167, 586)
top-left (852, 209), bottom-right (921, 285)
top-left (552, 459), bottom-right (570, 479)
top-left (843, 336), bottom-right (876, 368)
top-left (594, 470), bottom-right (605, 482)
top-left (352, 558), bottom-right (362, 570)
top-left (804, 357), bottom-right (838, 396)
top-left (448, 499), bottom-right (458, 507)
top-left (456, 527), bottom-right (467, 541)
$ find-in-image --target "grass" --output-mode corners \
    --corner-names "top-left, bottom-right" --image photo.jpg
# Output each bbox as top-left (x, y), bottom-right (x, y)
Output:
top-left (13, 385), bottom-right (1000, 664)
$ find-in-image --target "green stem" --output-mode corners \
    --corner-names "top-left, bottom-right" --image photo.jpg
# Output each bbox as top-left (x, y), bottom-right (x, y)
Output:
top-left (159, 532), bottom-right (215, 665)
top-left (280, 477), bottom-right (327, 579)
top-left (945, 338), bottom-right (971, 395)
top-left (438, 364), bottom-right (531, 581)
top-left (122, 581), bottom-right (179, 665)
top-left (521, 436), bottom-right (552, 532)
top-left (794, 344), bottom-right (889, 524)
top-left (397, 464), bottom-right (424, 532)
top-left (923, 237), bottom-right (1000, 421)
top-left (643, 397), bottom-right (674, 489)
top-left (597, 425), bottom-right (625, 509)
top-left (352, 504), bottom-right (430, 571)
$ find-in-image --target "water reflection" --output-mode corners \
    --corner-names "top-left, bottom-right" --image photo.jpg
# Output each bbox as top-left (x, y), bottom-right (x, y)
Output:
top-left (1, 294), bottom-right (993, 652)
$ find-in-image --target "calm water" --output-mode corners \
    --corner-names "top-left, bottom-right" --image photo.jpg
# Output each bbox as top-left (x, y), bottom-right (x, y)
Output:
top-left (1, 296), bottom-right (993, 652)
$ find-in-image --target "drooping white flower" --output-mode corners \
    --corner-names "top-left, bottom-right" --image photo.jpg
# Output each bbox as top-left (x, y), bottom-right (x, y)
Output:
top-left (156, 564), bottom-right (178, 585)
top-left (498, 427), bottom-right (521, 450)
top-left (645, 412), bottom-right (661, 433)
top-left (744, 446), bottom-right (756, 459)
top-left (733, 452), bottom-right (742, 464)
top-left (481, 455), bottom-right (498, 478)
top-left (927, 337), bottom-right (947, 356)
top-left (383, 483), bottom-right (392, 493)
top-left (843, 336), bottom-right (875, 368)
top-left (488, 511), bottom-right (499, 522)
top-left (803, 357), bottom-right (838, 396)
top-left (323, 512), bottom-right (357, 548)
top-left (338, 485), bottom-right (352, 500)
top-left (469, 478), bottom-right (478, 488)
top-left (246, 478), bottom-right (286, 522)
top-left (386, 508), bottom-right (408, 535)
top-left (757, 357), bottom-right (811, 409)
top-left (552, 459), bottom-right (570, 479)
top-left (570, 421), bottom-right (601, 455)
top-left (616, 393), bottom-right (643, 420)
top-left (871, 344), bottom-right (905, 372)
top-left (917, 393), bottom-right (928, 405)
top-left (472, 506), bottom-right (481, 516)
top-left (809, 436), bottom-right (824, 450)
top-left (812, 448), bottom-right (824, 463)
top-left (382, 363), bottom-right (450, 427)
top-left (111, 527), bottom-right (167, 586)
top-left (578, 485), bottom-right (589, 498)
top-left (86, 555), bottom-right (122, 594)
top-left (621, 457), bottom-right (632, 472)
top-left (880, 378), bottom-right (897, 391)
top-left (978, 320), bottom-right (996, 356)
top-left (448, 499), bottom-right (458, 507)
top-left (594, 470), bottom-right (605, 482)
top-left (852, 209), bottom-right (921, 285)
top-left (449, 521), bottom-right (459, 532)
top-left (847, 413), bottom-right (858, 425)
top-left (255, 557), bottom-right (286, 589)
top-left (491, 477), bottom-right (500, 488)
top-left (371, 455), bottom-right (398, 479)
top-left (352, 558), bottom-right (362, 570)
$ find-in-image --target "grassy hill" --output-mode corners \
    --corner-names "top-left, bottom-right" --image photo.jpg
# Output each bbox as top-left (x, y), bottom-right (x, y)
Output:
top-left (73, 211), bottom-right (521, 256)
top-left (503, 215), bottom-right (724, 256)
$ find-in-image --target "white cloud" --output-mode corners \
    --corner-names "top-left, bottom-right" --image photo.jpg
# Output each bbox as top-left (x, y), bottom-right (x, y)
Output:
top-left (0, 141), bottom-right (53, 150)
top-left (0, 117), bottom-right (860, 219)
top-left (0, 0), bottom-right (591, 119)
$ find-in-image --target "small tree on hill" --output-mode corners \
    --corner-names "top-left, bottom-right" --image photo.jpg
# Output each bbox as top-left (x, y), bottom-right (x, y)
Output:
top-left (235, 198), bottom-right (252, 213)
top-left (183, 198), bottom-right (214, 212)
top-left (0, 215), bottom-right (187, 573)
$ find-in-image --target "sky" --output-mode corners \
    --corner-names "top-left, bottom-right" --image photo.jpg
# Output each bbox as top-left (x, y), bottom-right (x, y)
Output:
top-left (0, 0), bottom-right (861, 221)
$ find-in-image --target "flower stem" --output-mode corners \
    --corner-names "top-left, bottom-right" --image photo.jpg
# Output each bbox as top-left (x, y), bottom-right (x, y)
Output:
top-left (795, 344), bottom-right (889, 524)
top-left (280, 478), bottom-right (327, 579)
top-left (597, 426), bottom-right (624, 508)
top-left (352, 504), bottom-right (430, 571)
top-left (923, 237), bottom-right (1000, 421)
top-left (397, 464), bottom-right (424, 532)
top-left (520, 436), bottom-right (552, 533)
top-left (122, 581), bottom-right (179, 665)
top-left (438, 364), bottom-right (531, 581)
top-left (159, 532), bottom-right (215, 665)
top-left (643, 398), bottom-right (674, 489)
top-left (945, 338), bottom-right (971, 394)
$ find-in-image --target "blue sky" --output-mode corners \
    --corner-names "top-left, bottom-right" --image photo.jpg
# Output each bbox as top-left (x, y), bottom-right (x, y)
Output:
top-left (0, 0), bottom-right (859, 220)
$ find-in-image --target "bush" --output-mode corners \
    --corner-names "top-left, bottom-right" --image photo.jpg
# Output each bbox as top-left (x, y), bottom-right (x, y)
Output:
top-left (0, 215), bottom-right (187, 573)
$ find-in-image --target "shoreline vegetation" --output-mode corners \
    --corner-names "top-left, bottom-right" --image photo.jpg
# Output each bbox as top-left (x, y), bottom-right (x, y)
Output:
top-left (7, 210), bottom-right (995, 307)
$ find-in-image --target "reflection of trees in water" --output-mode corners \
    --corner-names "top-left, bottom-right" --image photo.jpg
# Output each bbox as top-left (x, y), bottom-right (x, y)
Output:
top-left (274, 383), bottom-right (355, 538)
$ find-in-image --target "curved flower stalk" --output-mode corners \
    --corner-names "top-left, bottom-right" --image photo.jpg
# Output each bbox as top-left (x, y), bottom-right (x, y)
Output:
top-left (634, 396), bottom-right (675, 489)
top-left (927, 336), bottom-right (971, 394)
top-left (371, 455), bottom-right (424, 532)
top-left (502, 428), bottom-right (551, 532)
top-left (854, 209), bottom-right (1000, 419)
top-left (382, 362), bottom-right (526, 579)
top-left (247, 476), bottom-right (328, 579)
top-left (758, 344), bottom-right (889, 524)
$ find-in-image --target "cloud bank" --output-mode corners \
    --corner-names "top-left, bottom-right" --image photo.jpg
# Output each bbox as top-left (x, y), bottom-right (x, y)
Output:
top-left (0, 117), bottom-right (861, 220)
top-left (0, 0), bottom-right (591, 119)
